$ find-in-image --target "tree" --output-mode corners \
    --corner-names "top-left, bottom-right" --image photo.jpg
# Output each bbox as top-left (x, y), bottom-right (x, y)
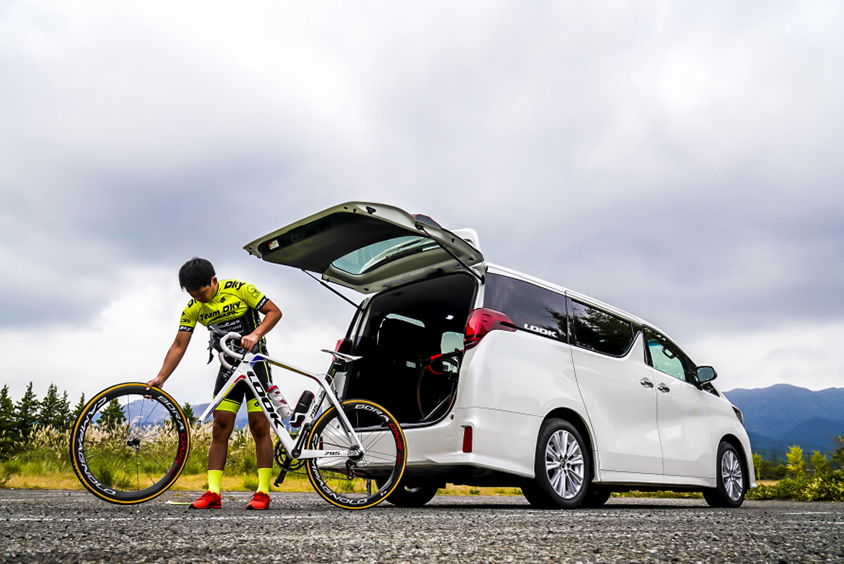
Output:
top-left (71, 393), bottom-right (86, 426)
top-left (752, 452), bottom-right (763, 481)
top-left (831, 435), bottom-right (844, 470)
top-left (810, 451), bottom-right (833, 478)
top-left (58, 391), bottom-right (72, 430)
top-left (786, 445), bottom-right (805, 480)
top-left (99, 399), bottom-right (126, 431)
top-left (0, 385), bottom-right (16, 457)
top-left (13, 382), bottom-right (40, 442)
top-left (39, 384), bottom-right (70, 430)
top-left (182, 402), bottom-right (198, 427)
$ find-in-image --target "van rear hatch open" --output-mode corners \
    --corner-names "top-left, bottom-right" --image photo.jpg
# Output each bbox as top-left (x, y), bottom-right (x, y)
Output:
top-left (243, 202), bottom-right (483, 293)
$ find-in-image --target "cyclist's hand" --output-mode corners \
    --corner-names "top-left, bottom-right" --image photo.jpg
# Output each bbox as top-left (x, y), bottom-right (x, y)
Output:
top-left (145, 376), bottom-right (165, 397)
top-left (241, 333), bottom-right (259, 352)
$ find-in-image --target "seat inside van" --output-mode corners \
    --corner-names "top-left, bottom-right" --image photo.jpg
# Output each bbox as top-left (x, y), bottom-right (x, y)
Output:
top-left (344, 273), bottom-right (477, 426)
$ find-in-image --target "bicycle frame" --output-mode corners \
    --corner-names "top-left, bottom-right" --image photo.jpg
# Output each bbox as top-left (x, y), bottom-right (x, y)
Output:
top-left (197, 332), bottom-right (362, 460)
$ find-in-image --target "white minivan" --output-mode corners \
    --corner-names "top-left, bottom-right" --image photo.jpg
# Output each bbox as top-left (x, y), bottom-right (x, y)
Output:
top-left (245, 202), bottom-right (755, 509)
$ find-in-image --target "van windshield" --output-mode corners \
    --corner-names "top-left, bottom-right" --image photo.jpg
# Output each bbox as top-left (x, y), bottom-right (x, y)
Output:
top-left (331, 235), bottom-right (439, 275)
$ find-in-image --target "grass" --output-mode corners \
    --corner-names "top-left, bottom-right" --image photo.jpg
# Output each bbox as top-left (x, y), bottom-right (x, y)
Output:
top-left (11, 424), bottom-right (826, 499)
top-left (0, 473), bottom-right (710, 499)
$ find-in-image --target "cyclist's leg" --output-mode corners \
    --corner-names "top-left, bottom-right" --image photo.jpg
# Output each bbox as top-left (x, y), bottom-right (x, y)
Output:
top-left (199, 368), bottom-right (247, 503)
top-left (192, 372), bottom-right (246, 507)
top-left (209, 410), bottom-right (237, 470)
top-left (245, 361), bottom-right (273, 494)
top-left (209, 367), bottom-right (246, 471)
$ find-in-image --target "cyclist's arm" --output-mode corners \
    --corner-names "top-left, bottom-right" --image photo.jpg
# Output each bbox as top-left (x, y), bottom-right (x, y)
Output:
top-left (147, 331), bottom-right (192, 390)
top-left (240, 299), bottom-right (282, 351)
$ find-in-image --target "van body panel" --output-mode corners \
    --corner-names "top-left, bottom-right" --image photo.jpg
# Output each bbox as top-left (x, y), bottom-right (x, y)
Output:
top-left (711, 407), bottom-right (758, 490)
top-left (598, 470), bottom-right (715, 489)
top-left (398, 406), bottom-right (536, 477)
top-left (460, 331), bottom-right (582, 417)
top-left (459, 407), bottom-right (539, 477)
top-left (571, 335), bottom-right (664, 475)
top-left (650, 368), bottom-right (715, 478)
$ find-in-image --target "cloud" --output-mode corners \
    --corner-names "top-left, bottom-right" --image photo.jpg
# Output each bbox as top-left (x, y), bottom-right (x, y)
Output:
top-left (691, 320), bottom-right (844, 392)
top-left (1, 1), bottom-right (843, 397)
top-left (0, 264), bottom-right (351, 404)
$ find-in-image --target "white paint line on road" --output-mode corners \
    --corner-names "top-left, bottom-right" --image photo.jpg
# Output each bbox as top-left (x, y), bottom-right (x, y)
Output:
top-left (4, 514), bottom-right (321, 523)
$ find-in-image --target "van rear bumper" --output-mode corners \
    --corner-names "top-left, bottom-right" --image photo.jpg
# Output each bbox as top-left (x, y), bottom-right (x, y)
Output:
top-left (400, 406), bottom-right (540, 479)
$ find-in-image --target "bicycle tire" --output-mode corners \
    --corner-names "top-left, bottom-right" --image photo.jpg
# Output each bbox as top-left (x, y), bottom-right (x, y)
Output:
top-left (70, 383), bottom-right (191, 504)
top-left (305, 400), bottom-right (406, 510)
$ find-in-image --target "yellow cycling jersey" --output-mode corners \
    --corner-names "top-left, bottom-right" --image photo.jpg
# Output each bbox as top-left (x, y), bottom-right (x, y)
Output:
top-left (178, 280), bottom-right (269, 342)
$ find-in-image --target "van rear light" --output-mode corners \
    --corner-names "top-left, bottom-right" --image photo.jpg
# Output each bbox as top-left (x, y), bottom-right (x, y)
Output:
top-left (462, 426), bottom-right (473, 453)
top-left (464, 308), bottom-right (517, 349)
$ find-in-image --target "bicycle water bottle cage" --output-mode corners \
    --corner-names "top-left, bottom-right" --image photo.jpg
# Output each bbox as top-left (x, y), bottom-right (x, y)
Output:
top-left (290, 421), bottom-right (314, 459)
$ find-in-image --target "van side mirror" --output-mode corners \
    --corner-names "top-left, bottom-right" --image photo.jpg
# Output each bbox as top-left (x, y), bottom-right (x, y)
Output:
top-left (696, 366), bottom-right (717, 384)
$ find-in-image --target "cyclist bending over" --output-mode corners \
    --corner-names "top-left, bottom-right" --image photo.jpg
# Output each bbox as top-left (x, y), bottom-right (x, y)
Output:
top-left (146, 257), bottom-right (283, 510)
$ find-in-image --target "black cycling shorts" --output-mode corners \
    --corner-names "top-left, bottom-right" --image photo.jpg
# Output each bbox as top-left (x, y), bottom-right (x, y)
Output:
top-left (212, 361), bottom-right (272, 414)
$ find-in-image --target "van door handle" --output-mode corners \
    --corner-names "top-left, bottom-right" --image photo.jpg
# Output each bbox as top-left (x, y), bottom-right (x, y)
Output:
top-left (640, 379), bottom-right (654, 388)
top-left (657, 384), bottom-right (671, 393)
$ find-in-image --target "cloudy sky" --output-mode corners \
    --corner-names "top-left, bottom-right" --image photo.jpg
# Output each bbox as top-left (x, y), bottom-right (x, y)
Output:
top-left (1, 1), bottom-right (843, 406)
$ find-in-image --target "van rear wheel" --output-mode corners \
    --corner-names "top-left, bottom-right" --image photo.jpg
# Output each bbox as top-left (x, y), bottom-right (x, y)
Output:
top-left (580, 485), bottom-right (611, 507)
top-left (522, 418), bottom-right (590, 509)
top-left (377, 478), bottom-right (439, 507)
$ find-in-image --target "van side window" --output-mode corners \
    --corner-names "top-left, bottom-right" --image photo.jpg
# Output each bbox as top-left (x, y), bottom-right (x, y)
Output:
top-left (483, 273), bottom-right (568, 342)
top-left (571, 301), bottom-right (634, 356)
top-left (644, 328), bottom-right (696, 382)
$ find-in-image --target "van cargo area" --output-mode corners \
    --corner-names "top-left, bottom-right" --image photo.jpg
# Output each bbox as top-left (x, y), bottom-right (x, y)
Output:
top-left (343, 273), bottom-right (477, 426)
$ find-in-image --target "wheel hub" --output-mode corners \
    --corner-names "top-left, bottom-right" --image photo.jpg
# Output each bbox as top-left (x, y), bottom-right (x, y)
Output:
top-left (545, 430), bottom-right (584, 500)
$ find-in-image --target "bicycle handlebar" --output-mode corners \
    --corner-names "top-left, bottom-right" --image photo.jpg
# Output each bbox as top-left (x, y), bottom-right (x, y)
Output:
top-left (219, 332), bottom-right (245, 368)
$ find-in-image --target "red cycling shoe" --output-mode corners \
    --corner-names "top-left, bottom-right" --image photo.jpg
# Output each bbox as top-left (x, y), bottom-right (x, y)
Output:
top-left (190, 491), bottom-right (222, 509)
top-left (246, 491), bottom-right (270, 510)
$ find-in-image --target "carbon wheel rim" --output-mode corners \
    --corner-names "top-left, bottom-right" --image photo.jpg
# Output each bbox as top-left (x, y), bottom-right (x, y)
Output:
top-left (71, 384), bottom-right (190, 504)
top-left (721, 450), bottom-right (744, 501)
top-left (544, 430), bottom-right (585, 499)
top-left (306, 400), bottom-right (406, 509)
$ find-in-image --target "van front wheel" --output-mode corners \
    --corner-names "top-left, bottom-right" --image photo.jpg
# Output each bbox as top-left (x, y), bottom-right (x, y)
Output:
top-left (522, 419), bottom-right (590, 509)
top-left (702, 442), bottom-right (746, 508)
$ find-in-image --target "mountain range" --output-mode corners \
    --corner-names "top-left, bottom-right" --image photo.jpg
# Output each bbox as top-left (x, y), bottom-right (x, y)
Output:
top-left (723, 384), bottom-right (844, 455)
top-left (121, 383), bottom-right (844, 457)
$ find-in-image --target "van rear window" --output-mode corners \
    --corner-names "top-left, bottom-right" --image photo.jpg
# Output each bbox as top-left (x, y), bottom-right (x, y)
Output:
top-left (483, 273), bottom-right (567, 342)
top-left (571, 301), bottom-right (634, 356)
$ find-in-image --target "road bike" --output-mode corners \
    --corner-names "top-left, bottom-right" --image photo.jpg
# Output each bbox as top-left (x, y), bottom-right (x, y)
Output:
top-left (70, 332), bottom-right (407, 510)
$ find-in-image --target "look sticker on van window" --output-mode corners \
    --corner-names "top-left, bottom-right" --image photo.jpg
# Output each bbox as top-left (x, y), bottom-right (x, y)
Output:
top-left (269, 240), bottom-right (279, 250)
top-left (524, 324), bottom-right (558, 338)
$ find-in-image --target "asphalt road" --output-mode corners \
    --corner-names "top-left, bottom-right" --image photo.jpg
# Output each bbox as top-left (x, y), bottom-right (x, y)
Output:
top-left (2, 490), bottom-right (843, 563)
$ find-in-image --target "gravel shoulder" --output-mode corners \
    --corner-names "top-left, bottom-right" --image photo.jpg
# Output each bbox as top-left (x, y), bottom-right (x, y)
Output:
top-left (2, 490), bottom-right (843, 563)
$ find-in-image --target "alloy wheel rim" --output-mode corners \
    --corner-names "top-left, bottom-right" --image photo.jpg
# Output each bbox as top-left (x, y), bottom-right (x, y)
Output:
top-left (721, 450), bottom-right (744, 501)
top-left (544, 430), bottom-right (585, 499)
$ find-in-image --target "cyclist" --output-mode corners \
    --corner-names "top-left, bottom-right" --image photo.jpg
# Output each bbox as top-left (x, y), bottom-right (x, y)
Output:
top-left (146, 257), bottom-right (283, 510)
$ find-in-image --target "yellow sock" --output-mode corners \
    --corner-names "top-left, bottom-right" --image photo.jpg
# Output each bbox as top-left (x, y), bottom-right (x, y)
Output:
top-left (208, 469), bottom-right (223, 494)
top-left (257, 467), bottom-right (272, 494)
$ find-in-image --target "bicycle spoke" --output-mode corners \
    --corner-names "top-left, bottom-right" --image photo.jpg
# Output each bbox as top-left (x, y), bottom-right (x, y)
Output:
top-left (71, 384), bottom-right (190, 504)
top-left (305, 400), bottom-right (406, 509)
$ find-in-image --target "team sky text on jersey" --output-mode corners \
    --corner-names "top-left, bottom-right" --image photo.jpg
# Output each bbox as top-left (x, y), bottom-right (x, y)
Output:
top-left (178, 279), bottom-right (268, 334)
